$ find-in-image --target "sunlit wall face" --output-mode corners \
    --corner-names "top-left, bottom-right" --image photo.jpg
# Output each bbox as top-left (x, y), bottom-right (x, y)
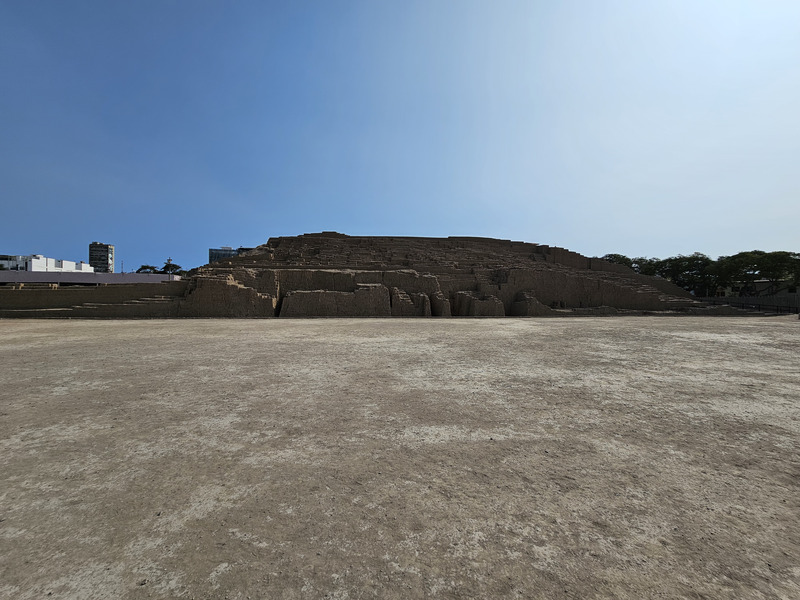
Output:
top-left (1, 1), bottom-right (798, 268)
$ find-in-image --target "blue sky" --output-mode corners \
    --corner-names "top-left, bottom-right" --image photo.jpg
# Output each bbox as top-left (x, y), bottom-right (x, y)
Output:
top-left (2, 1), bottom-right (798, 271)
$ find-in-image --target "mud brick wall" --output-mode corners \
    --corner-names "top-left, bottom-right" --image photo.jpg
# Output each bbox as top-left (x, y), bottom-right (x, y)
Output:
top-left (0, 282), bottom-right (188, 310)
top-left (178, 277), bottom-right (276, 318)
top-left (279, 285), bottom-right (391, 317)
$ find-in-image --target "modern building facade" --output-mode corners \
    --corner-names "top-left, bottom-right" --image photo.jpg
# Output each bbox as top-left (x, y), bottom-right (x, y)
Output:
top-left (209, 247), bottom-right (237, 263)
top-left (209, 246), bottom-right (254, 263)
top-left (89, 242), bottom-right (115, 273)
top-left (0, 254), bottom-right (95, 273)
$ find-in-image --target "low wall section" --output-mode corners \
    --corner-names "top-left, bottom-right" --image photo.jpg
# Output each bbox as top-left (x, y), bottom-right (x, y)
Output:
top-left (0, 282), bottom-right (189, 310)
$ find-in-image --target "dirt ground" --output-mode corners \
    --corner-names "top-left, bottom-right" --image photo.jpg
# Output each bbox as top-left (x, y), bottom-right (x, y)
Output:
top-left (1, 316), bottom-right (798, 599)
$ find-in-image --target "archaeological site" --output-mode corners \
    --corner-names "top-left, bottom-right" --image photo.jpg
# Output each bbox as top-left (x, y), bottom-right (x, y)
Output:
top-left (0, 233), bottom-right (736, 318)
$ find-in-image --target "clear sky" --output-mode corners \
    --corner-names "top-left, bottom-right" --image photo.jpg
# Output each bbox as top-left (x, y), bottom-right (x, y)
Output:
top-left (2, 1), bottom-right (798, 271)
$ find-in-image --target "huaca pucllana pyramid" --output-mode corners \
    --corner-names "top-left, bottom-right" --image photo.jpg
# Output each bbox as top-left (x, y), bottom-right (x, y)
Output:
top-left (182, 233), bottom-right (709, 317)
top-left (2, 233), bottom-right (737, 318)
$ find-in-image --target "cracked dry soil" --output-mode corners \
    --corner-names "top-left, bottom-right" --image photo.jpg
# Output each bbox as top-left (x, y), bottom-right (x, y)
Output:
top-left (1, 316), bottom-right (798, 599)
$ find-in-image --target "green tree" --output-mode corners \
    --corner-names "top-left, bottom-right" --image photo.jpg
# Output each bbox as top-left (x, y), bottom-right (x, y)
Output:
top-left (161, 258), bottom-right (182, 274)
top-left (656, 253), bottom-right (716, 296)
top-left (717, 251), bottom-right (766, 295)
top-left (717, 250), bottom-right (800, 295)
top-left (136, 260), bottom-right (185, 276)
top-left (601, 253), bottom-right (633, 268)
top-left (631, 257), bottom-right (662, 276)
top-left (789, 253), bottom-right (800, 287)
top-left (599, 249), bottom-right (798, 297)
top-left (758, 251), bottom-right (799, 288)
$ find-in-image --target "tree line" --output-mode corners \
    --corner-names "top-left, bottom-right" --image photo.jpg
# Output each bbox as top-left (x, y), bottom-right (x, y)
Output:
top-left (136, 258), bottom-right (185, 276)
top-left (601, 250), bottom-right (800, 297)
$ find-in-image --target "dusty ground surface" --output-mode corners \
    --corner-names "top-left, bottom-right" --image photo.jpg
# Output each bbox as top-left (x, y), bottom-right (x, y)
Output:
top-left (1, 316), bottom-right (798, 599)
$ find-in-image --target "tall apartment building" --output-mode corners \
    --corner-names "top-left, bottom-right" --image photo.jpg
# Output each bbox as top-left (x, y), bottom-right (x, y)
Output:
top-left (89, 242), bottom-right (115, 273)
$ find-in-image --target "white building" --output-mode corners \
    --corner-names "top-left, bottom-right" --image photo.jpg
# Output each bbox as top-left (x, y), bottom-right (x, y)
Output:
top-left (0, 254), bottom-right (95, 273)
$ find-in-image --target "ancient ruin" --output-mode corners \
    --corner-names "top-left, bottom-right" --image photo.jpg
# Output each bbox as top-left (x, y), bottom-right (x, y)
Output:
top-left (0, 233), bottom-right (731, 318)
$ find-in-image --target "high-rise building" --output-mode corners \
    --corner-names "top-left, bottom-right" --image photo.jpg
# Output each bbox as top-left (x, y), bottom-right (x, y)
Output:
top-left (89, 242), bottom-right (115, 273)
